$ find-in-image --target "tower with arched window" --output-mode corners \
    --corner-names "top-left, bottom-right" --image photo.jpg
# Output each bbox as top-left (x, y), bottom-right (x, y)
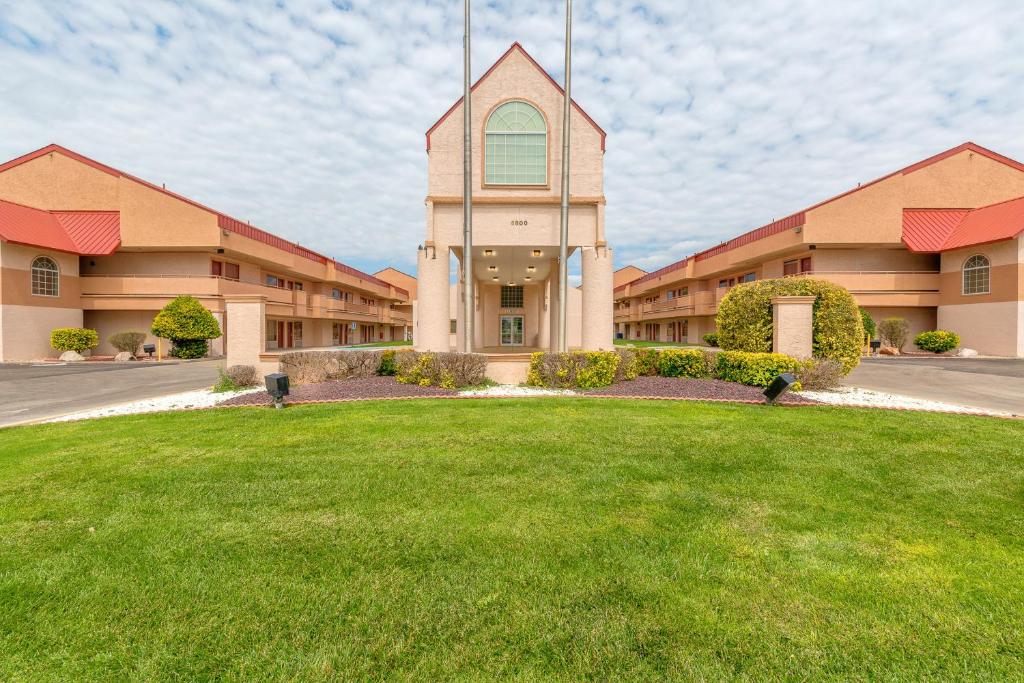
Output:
top-left (416, 43), bottom-right (613, 360)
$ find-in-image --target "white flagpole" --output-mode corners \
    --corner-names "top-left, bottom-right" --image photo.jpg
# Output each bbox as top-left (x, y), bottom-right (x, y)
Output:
top-left (462, 0), bottom-right (474, 353)
top-left (557, 0), bottom-right (572, 352)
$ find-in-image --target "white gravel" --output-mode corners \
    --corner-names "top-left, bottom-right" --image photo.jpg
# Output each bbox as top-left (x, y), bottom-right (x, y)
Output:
top-left (459, 384), bottom-right (577, 397)
top-left (43, 388), bottom-right (263, 424)
top-left (801, 386), bottom-right (1013, 417)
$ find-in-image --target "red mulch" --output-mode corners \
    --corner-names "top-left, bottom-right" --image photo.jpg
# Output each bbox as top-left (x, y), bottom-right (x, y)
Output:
top-left (585, 375), bottom-right (818, 404)
top-left (218, 376), bottom-right (456, 407)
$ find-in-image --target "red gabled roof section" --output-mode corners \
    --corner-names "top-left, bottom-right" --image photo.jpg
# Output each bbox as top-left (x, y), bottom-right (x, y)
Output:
top-left (425, 42), bottom-right (606, 152)
top-left (903, 196), bottom-right (1024, 252)
top-left (0, 199), bottom-right (120, 255)
top-left (630, 142), bottom-right (1024, 287)
top-left (0, 144), bottom-right (404, 296)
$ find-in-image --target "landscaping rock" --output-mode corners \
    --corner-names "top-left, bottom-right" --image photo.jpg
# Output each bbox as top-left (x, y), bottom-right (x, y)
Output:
top-left (878, 346), bottom-right (900, 356)
top-left (114, 351), bottom-right (135, 362)
top-left (957, 348), bottom-right (978, 357)
top-left (59, 351), bottom-right (85, 362)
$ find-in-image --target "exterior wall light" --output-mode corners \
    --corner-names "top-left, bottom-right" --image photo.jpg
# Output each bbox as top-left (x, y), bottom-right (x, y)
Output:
top-left (265, 373), bottom-right (290, 409)
top-left (763, 373), bottom-right (796, 406)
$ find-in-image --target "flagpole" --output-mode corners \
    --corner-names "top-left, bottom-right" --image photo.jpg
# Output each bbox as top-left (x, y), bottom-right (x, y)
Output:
top-left (557, 0), bottom-right (572, 352)
top-left (462, 0), bottom-right (474, 353)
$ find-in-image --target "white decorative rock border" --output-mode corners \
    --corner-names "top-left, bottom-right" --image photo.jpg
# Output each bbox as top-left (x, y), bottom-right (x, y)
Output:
top-left (800, 386), bottom-right (1013, 417)
top-left (43, 388), bottom-right (263, 424)
top-left (459, 385), bottom-right (577, 397)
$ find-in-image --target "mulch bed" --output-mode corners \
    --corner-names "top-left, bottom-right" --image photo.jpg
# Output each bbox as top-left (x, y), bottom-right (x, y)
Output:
top-left (219, 376), bottom-right (456, 407)
top-left (585, 375), bottom-right (819, 405)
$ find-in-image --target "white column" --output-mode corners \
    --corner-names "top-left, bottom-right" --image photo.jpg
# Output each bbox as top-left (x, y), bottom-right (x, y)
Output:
top-left (581, 245), bottom-right (614, 350)
top-left (415, 244), bottom-right (451, 351)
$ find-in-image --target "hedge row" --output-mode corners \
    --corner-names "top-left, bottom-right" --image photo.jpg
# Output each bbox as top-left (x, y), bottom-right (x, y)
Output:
top-left (527, 348), bottom-right (840, 390)
top-left (395, 351), bottom-right (488, 388)
top-left (279, 349), bottom-right (394, 384)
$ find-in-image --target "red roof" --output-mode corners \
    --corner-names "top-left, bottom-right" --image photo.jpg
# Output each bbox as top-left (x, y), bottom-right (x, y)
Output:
top-left (903, 196), bottom-right (1024, 252)
top-left (425, 42), bottom-right (606, 152)
top-left (621, 142), bottom-right (1024, 291)
top-left (0, 144), bottom-right (405, 297)
top-left (0, 199), bottom-right (120, 254)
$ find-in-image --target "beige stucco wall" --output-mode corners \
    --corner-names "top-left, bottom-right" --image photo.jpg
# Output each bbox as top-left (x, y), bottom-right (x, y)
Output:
top-left (938, 301), bottom-right (1021, 356)
top-left (861, 306), bottom-right (937, 343)
top-left (81, 252), bottom-right (211, 276)
top-left (0, 304), bottom-right (83, 360)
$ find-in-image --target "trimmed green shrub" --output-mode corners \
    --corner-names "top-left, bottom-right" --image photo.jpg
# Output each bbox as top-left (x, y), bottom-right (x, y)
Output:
top-left (377, 350), bottom-right (398, 376)
top-left (703, 333), bottom-right (719, 347)
top-left (613, 349), bottom-right (639, 383)
top-left (527, 351), bottom-right (620, 389)
top-left (395, 351), bottom-right (487, 388)
top-left (151, 296), bottom-right (221, 358)
top-left (279, 349), bottom-right (388, 384)
top-left (657, 349), bottom-right (713, 378)
top-left (878, 317), bottom-right (910, 350)
top-left (859, 308), bottom-right (876, 341)
top-left (914, 330), bottom-right (960, 354)
top-left (795, 358), bottom-right (844, 390)
top-left (714, 351), bottom-right (801, 388)
top-left (50, 328), bottom-right (99, 353)
top-left (634, 349), bottom-right (661, 376)
top-left (716, 278), bottom-right (863, 373)
top-left (170, 339), bottom-right (209, 359)
top-left (108, 331), bottom-right (146, 356)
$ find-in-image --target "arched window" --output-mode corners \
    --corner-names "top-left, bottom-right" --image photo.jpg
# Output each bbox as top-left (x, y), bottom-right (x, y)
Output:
top-left (484, 101), bottom-right (547, 185)
top-left (962, 255), bottom-right (990, 295)
top-left (31, 256), bottom-right (59, 297)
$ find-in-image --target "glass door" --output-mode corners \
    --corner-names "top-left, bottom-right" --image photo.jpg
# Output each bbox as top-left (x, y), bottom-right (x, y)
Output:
top-left (500, 315), bottom-right (524, 346)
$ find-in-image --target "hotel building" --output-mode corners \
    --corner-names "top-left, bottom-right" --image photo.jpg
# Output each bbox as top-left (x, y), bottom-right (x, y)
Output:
top-left (615, 143), bottom-right (1024, 357)
top-left (416, 42), bottom-right (613, 353)
top-left (0, 145), bottom-right (409, 362)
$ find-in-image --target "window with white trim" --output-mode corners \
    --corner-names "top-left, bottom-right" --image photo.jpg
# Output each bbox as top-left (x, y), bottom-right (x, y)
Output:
top-left (962, 255), bottom-right (990, 295)
top-left (31, 256), bottom-right (59, 297)
top-left (500, 285), bottom-right (524, 308)
top-left (485, 101), bottom-right (547, 185)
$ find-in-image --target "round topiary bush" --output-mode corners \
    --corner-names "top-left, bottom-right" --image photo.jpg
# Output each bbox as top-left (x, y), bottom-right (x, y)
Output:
top-left (914, 330), bottom-right (960, 354)
top-left (716, 278), bottom-right (864, 373)
top-left (151, 295), bottom-right (221, 359)
top-left (50, 327), bottom-right (99, 353)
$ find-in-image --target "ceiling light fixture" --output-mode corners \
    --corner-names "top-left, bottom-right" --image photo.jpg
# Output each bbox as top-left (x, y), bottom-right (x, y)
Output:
top-left (484, 249), bottom-right (495, 257)
top-left (531, 250), bottom-right (542, 257)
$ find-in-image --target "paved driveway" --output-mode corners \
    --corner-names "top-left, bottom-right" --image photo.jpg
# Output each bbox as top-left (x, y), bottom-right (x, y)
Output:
top-left (0, 359), bottom-right (222, 427)
top-left (845, 357), bottom-right (1024, 415)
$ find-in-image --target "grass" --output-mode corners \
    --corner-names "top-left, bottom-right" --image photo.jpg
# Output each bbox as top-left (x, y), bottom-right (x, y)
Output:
top-left (614, 339), bottom-right (697, 348)
top-left (2, 399), bottom-right (1023, 679)
top-left (342, 339), bottom-right (412, 348)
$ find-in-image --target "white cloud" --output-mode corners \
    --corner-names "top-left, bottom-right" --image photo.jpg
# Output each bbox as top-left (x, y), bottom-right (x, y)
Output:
top-left (1, 0), bottom-right (1023, 276)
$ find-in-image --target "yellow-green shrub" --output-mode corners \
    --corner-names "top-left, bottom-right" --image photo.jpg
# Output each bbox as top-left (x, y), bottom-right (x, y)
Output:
top-left (716, 278), bottom-right (863, 373)
top-left (657, 349), bottom-right (712, 378)
top-left (395, 351), bottom-right (487, 388)
top-left (527, 351), bottom-right (620, 389)
top-left (714, 351), bottom-right (801, 388)
top-left (634, 349), bottom-right (661, 376)
top-left (50, 327), bottom-right (99, 353)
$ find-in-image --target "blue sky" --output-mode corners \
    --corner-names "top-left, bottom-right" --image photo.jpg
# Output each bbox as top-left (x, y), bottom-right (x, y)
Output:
top-left (2, 0), bottom-right (1023, 279)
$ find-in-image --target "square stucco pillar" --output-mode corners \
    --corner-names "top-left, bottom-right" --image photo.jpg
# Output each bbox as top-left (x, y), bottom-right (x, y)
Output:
top-left (225, 294), bottom-right (266, 369)
top-left (415, 244), bottom-right (451, 351)
top-left (772, 295), bottom-right (815, 359)
top-left (581, 245), bottom-right (614, 350)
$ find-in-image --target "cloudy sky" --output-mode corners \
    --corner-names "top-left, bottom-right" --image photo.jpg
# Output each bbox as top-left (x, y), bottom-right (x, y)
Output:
top-left (2, 1), bottom-right (1023, 277)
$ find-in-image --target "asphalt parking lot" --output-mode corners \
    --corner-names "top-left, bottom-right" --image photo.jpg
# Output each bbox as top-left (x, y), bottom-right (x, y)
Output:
top-left (845, 357), bottom-right (1024, 415)
top-left (0, 360), bottom-right (222, 427)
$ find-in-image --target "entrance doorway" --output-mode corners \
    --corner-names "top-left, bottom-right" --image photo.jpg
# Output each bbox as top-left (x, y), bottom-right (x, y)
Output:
top-left (500, 315), bottom-right (524, 346)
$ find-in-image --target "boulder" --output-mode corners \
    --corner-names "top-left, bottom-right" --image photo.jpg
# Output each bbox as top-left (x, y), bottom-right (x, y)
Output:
top-left (878, 346), bottom-right (900, 356)
top-left (114, 351), bottom-right (135, 362)
top-left (59, 351), bottom-right (85, 362)
top-left (957, 347), bottom-right (978, 358)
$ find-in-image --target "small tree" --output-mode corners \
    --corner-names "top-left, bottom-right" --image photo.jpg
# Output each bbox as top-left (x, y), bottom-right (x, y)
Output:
top-left (51, 328), bottom-right (99, 353)
top-left (859, 308), bottom-right (877, 342)
top-left (151, 296), bottom-right (221, 359)
top-left (878, 317), bottom-right (910, 350)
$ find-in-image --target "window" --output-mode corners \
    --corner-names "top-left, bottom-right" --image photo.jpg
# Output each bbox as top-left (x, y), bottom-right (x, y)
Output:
top-left (211, 260), bottom-right (222, 277)
top-left (450, 319), bottom-right (458, 334)
top-left (266, 274), bottom-right (283, 288)
top-left (666, 290), bottom-right (674, 300)
top-left (31, 256), bottom-right (59, 296)
top-left (331, 288), bottom-right (341, 300)
top-left (718, 279), bottom-right (729, 288)
top-left (740, 272), bottom-right (756, 283)
top-left (212, 260), bottom-right (240, 279)
top-left (225, 262), bottom-right (239, 280)
top-left (679, 287), bottom-right (689, 297)
top-left (800, 257), bottom-right (812, 274)
top-left (962, 255), bottom-right (991, 295)
top-left (783, 259), bottom-right (798, 276)
top-left (292, 321), bottom-right (303, 347)
top-left (484, 101), bottom-right (547, 185)
top-left (501, 285), bottom-right (524, 308)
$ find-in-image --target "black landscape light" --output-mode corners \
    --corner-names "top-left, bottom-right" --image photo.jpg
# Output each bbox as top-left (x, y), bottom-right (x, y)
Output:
top-left (763, 373), bottom-right (797, 406)
top-left (870, 340), bottom-right (881, 355)
top-left (143, 343), bottom-right (156, 358)
top-left (265, 373), bottom-right (290, 409)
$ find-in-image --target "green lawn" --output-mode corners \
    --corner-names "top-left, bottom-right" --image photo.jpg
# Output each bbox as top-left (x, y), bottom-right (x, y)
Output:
top-left (2, 400), bottom-right (1022, 679)
top-left (614, 338), bottom-right (698, 348)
